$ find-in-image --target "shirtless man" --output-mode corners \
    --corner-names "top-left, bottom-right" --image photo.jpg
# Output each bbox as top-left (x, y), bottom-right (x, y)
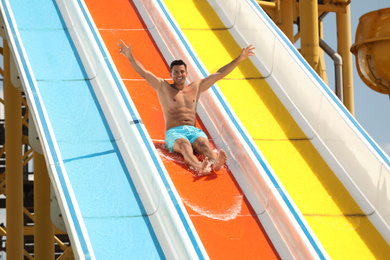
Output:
top-left (118, 40), bottom-right (255, 175)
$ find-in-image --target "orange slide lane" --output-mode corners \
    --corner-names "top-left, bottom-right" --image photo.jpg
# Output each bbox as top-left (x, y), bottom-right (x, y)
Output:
top-left (84, 0), bottom-right (280, 258)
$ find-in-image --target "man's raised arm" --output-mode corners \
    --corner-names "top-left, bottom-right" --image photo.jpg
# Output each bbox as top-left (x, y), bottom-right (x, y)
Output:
top-left (199, 45), bottom-right (255, 92)
top-left (118, 40), bottom-right (163, 91)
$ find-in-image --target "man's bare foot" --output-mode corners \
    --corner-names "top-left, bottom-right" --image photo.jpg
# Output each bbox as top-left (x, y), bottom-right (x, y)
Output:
top-left (198, 157), bottom-right (212, 176)
top-left (213, 150), bottom-right (227, 171)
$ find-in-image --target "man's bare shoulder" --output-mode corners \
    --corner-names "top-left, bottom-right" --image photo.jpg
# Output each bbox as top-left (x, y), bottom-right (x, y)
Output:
top-left (188, 79), bottom-right (201, 86)
top-left (187, 80), bottom-right (203, 90)
top-left (156, 79), bottom-right (172, 91)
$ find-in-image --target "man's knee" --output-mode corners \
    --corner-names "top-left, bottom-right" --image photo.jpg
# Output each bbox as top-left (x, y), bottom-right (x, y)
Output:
top-left (173, 138), bottom-right (192, 153)
top-left (193, 137), bottom-right (210, 152)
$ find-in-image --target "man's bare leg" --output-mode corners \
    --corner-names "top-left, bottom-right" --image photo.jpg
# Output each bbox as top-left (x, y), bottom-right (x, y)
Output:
top-left (193, 137), bottom-right (227, 171)
top-left (213, 150), bottom-right (227, 171)
top-left (173, 138), bottom-right (211, 175)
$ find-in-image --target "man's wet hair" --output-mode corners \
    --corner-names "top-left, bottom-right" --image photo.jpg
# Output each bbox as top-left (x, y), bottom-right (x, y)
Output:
top-left (170, 59), bottom-right (187, 72)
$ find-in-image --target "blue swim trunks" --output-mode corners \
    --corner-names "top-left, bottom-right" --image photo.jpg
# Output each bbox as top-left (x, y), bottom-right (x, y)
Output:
top-left (165, 125), bottom-right (208, 152)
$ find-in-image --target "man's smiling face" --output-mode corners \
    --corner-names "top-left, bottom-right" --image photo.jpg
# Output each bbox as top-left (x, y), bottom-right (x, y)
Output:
top-left (171, 65), bottom-right (187, 85)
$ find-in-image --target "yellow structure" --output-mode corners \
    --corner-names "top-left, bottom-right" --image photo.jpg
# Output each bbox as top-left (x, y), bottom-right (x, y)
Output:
top-left (259, 0), bottom-right (355, 114)
top-left (1, 38), bottom-right (73, 259)
top-left (351, 8), bottom-right (390, 96)
top-left (4, 36), bottom-right (24, 260)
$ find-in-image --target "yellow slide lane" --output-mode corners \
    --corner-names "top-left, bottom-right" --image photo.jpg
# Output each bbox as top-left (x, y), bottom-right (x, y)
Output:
top-left (164, 0), bottom-right (390, 259)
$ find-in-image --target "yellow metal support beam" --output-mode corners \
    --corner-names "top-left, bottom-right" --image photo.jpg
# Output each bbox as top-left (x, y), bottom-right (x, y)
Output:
top-left (337, 4), bottom-right (354, 114)
top-left (57, 246), bottom-right (74, 260)
top-left (0, 226), bottom-right (6, 236)
top-left (4, 38), bottom-right (24, 259)
top-left (280, 0), bottom-right (294, 42)
top-left (34, 151), bottom-right (55, 259)
top-left (318, 20), bottom-right (329, 85)
top-left (259, 1), bottom-right (346, 13)
top-left (257, 0), bottom-right (277, 9)
top-left (24, 250), bottom-right (34, 260)
top-left (55, 234), bottom-right (70, 252)
top-left (298, 2), bottom-right (346, 13)
top-left (300, 0), bottom-right (320, 72)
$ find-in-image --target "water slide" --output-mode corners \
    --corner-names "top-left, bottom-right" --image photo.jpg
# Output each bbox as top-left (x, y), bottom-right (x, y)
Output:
top-left (0, 0), bottom-right (209, 259)
top-left (160, 0), bottom-right (390, 259)
top-left (0, 0), bottom-right (314, 258)
top-left (2, 0), bottom-right (390, 259)
top-left (82, 0), bottom-right (280, 259)
top-left (1, 0), bottom-right (332, 258)
top-left (81, 0), bottom-right (333, 259)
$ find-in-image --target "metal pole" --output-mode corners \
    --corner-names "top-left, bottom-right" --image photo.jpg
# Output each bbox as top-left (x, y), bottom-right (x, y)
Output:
top-left (300, 0), bottom-right (320, 72)
top-left (34, 151), bottom-right (55, 259)
top-left (4, 39), bottom-right (24, 259)
top-left (336, 4), bottom-right (354, 115)
top-left (280, 0), bottom-right (294, 42)
top-left (319, 38), bottom-right (343, 100)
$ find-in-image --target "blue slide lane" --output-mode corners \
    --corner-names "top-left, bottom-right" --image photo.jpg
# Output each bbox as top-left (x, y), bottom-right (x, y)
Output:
top-left (2, 0), bottom-right (164, 258)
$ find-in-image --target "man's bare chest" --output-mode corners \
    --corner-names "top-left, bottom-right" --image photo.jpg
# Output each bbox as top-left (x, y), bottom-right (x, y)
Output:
top-left (159, 84), bottom-right (199, 107)
top-left (171, 90), bottom-right (196, 106)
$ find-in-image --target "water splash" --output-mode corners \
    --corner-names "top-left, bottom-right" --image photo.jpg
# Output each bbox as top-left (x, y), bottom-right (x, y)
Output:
top-left (181, 195), bottom-right (243, 221)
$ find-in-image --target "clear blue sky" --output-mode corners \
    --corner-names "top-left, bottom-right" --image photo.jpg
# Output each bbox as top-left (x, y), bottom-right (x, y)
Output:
top-left (321, 1), bottom-right (390, 157)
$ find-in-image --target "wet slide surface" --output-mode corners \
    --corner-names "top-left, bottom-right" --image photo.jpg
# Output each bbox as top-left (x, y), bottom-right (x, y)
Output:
top-left (163, 0), bottom-right (390, 259)
top-left (84, 0), bottom-right (279, 259)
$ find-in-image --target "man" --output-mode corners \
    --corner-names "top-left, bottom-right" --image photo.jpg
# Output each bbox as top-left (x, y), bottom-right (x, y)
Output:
top-left (118, 40), bottom-right (255, 175)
